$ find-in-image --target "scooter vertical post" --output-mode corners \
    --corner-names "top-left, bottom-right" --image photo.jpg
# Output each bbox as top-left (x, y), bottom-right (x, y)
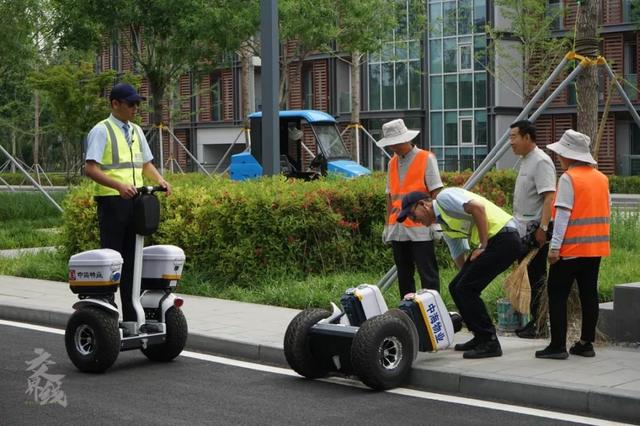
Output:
top-left (132, 234), bottom-right (146, 332)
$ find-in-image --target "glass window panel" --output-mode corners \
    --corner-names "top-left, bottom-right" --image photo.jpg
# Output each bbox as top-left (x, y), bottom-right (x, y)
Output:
top-left (382, 63), bottom-right (395, 109)
top-left (368, 64), bottom-right (381, 110)
top-left (475, 145), bottom-right (488, 168)
top-left (474, 72), bottom-right (486, 107)
top-left (459, 44), bottom-right (473, 71)
top-left (395, 62), bottom-right (408, 110)
top-left (474, 110), bottom-right (487, 145)
top-left (429, 3), bottom-right (443, 37)
top-left (395, 41), bottom-right (408, 60)
top-left (430, 75), bottom-right (443, 109)
top-left (474, 36), bottom-right (487, 70)
top-left (459, 73), bottom-right (473, 108)
top-left (431, 112), bottom-right (443, 146)
top-left (461, 147), bottom-right (474, 171)
top-left (444, 74), bottom-right (457, 109)
top-left (370, 50), bottom-right (381, 64)
top-left (443, 1), bottom-right (457, 36)
top-left (409, 40), bottom-right (421, 60)
top-left (460, 118), bottom-right (473, 144)
top-left (458, 0), bottom-right (472, 35)
top-left (445, 147), bottom-right (459, 171)
top-left (382, 42), bottom-right (394, 62)
top-left (443, 38), bottom-right (457, 72)
top-left (631, 125), bottom-right (640, 155)
top-left (431, 147), bottom-right (443, 162)
top-left (445, 111), bottom-right (458, 146)
top-left (429, 40), bottom-right (442, 73)
top-left (409, 61), bottom-right (422, 109)
top-left (474, 0), bottom-right (486, 32)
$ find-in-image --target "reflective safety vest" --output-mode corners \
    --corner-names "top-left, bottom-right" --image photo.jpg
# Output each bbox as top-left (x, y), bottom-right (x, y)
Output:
top-left (559, 166), bottom-right (610, 257)
top-left (388, 149), bottom-right (429, 228)
top-left (436, 189), bottom-right (513, 247)
top-left (94, 119), bottom-right (144, 197)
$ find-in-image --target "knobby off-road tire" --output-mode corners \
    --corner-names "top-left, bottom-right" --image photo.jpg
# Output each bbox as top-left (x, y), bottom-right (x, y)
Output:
top-left (141, 307), bottom-right (188, 362)
top-left (284, 308), bottom-right (331, 379)
top-left (351, 313), bottom-right (415, 390)
top-left (386, 308), bottom-right (419, 361)
top-left (65, 307), bottom-right (120, 373)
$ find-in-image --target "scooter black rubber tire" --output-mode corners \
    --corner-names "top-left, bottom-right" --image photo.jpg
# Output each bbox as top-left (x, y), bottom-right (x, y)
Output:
top-left (385, 308), bottom-right (419, 361)
top-left (284, 308), bottom-right (331, 379)
top-left (141, 307), bottom-right (188, 362)
top-left (450, 312), bottom-right (463, 333)
top-left (351, 313), bottom-right (414, 390)
top-left (65, 307), bottom-right (120, 373)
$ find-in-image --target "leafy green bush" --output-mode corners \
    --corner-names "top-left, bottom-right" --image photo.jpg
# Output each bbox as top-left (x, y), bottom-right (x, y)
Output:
top-left (0, 172), bottom-right (82, 186)
top-left (609, 175), bottom-right (640, 194)
top-left (60, 171), bottom-right (520, 289)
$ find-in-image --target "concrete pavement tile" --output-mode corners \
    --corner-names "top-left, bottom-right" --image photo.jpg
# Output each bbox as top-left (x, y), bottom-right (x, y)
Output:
top-left (613, 380), bottom-right (640, 392)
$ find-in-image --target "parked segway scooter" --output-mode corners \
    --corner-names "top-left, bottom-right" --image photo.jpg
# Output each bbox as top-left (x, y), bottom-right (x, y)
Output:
top-left (284, 278), bottom-right (463, 390)
top-left (65, 186), bottom-right (188, 373)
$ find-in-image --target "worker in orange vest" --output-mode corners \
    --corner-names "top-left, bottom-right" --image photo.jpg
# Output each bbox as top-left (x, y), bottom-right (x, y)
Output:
top-left (377, 119), bottom-right (443, 298)
top-left (535, 129), bottom-right (610, 360)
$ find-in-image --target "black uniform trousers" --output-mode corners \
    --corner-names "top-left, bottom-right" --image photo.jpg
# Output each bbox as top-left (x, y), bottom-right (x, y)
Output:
top-left (547, 257), bottom-right (601, 349)
top-left (391, 240), bottom-right (440, 298)
top-left (95, 195), bottom-right (137, 321)
top-left (520, 242), bottom-right (549, 324)
top-left (449, 230), bottom-right (522, 340)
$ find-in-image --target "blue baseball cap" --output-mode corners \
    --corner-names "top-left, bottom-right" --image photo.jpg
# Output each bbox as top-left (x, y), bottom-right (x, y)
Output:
top-left (109, 83), bottom-right (146, 102)
top-left (396, 191), bottom-right (430, 223)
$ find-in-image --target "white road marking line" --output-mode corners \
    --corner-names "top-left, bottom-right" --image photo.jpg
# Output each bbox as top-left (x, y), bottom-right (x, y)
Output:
top-left (0, 319), bottom-right (630, 425)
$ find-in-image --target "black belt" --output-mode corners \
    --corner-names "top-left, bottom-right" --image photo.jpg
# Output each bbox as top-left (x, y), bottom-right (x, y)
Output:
top-left (497, 226), bottom-right (518, 235)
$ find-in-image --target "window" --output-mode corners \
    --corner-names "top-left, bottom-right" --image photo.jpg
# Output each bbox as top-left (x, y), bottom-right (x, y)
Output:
top-left (444, 75), bottom-right (458, 109)
top-left (458, 0), bottom-right (472, 35)
top-left (443, 1), bottom-right (457, 37)
top-left (445, 112), bottom-right (458, 146)
top-left (547, 0), bottom-right (563, 31)
top-left (303, 67), bottom-right (313, 109)
top-left (474, 0), bottom-right (486, 32)
top-left (459, 43), bottom-right (473, 71)
top-left (624, 41), bottom-right (638, 102)
top-left (211, 73), bottom-right (222, 121)
top-left (459, 73), bottom-right (473, 108)
top-left (459, 117), bottom-right (473, 144)
top-left (431, 112), bottom-right (443, 147)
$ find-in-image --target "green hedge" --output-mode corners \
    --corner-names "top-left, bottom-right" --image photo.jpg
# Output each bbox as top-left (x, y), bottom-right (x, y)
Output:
top-left (60, 171), bottom-right (519, 287)
top-left (609, 175), bottom-right (640, 194)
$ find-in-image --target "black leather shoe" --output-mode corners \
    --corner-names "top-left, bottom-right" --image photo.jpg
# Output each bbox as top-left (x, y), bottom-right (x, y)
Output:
top-left (463, 338), bottom-right (502, 359)
top-left (516, 322), bottom-right (538, 339)
top-left (569, 341), bottom-right (595, 357)
top-left (515, 320), bottom-right (533, 334)
top-left (454, 336), bottom-right (481, 352)
top-left (535, 345), bottom-right (568, 359)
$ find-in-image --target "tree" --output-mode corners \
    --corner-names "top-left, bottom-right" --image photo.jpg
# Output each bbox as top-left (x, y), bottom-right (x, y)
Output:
top-left (52, 0), bottom-right (257, 126)
top-left (485, 0), bottom-right (569, 103)
top-left (27, 60), bottom-right (120, 178)
top-left (574, 0), bottom-right (599, 145)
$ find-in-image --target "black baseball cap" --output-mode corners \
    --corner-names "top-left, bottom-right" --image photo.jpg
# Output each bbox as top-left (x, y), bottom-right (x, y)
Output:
top-left (109, 83), bottom-right (146, 102)
top-left (396, 191), bottom-right (430, 223)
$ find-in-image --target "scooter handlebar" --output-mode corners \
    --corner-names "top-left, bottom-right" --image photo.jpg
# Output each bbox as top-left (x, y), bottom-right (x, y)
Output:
top-left (136, 185), bottom-right (167, 195)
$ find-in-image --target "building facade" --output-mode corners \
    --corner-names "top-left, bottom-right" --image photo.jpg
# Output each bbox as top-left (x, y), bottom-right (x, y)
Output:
top-left (98, 0), bottom-right (640, 176)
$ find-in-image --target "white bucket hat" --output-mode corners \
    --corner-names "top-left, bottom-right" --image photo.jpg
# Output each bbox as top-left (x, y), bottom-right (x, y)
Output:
top-left (376, 119), bottom-right (419, 148)
top-left (547, 129), bottom-right (597, 165)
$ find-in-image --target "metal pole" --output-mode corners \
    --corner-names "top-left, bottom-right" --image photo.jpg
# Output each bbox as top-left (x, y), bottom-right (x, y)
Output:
top-left (158, 126), bottom-right (165, 175)
top-left (355, 126), bottom-right (360, 164)
top-left (361, 127), bottom-right (392, 159)
top-left (603, 61), bottom-right (640, 130)
top-left (466, 56), bottom-right (571, 188)
top-left (164, 127), bottom-right (212, 176)
top-left (0, 143), bottom-right (63, 212)
top-left (261, 0), bottom-right (280, 175)
top-left (0, 175), bottom-right (16, 192)
top-left (465, 61), bottom-right (586, 190)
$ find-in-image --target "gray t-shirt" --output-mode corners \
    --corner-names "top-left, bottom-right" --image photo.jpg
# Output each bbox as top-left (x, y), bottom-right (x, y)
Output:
top-left (513, 146), bottom-right (556, 235)
top-left (385, 147), bottom-right (444, 241)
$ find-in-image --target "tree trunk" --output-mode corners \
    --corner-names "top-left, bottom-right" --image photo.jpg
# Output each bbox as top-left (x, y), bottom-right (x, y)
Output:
top-left (10, 128), bottom-right (16, 173)
top-left (240, 45), bottom-right (252, 146)
top-left (33, 90), bottom-right (40, 167)
top-left (350, 51), bottom-right (361, 162)
top-left (575, 0), bottom-right (599, 146)
top-left (149, 80), bottom-right (166, 127)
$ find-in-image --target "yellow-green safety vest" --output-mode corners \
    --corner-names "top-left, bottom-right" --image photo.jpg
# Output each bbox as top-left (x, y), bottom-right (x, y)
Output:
top-left (94, 119), bottom-right (144, 196)
top-left (436, 191), bottom-right (512, 247)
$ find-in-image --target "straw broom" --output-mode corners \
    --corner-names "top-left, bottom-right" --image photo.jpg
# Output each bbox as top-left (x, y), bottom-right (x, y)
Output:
top-left (503, 248), bottom-right (539, 315)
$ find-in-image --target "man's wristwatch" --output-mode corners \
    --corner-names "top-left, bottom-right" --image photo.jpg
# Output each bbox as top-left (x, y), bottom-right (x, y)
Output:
top-left (540, 224), bottom-right (548, 232)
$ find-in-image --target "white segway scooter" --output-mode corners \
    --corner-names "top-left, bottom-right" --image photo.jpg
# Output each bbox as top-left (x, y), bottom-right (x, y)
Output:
top-left (65, 186), bottom-right (188, 373)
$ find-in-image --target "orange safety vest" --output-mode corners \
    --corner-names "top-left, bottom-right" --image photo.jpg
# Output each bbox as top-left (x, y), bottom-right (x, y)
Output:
top-left (388, 149), bottom-right (429, 227)
top-left (556, 165), bottom-right (610, 257)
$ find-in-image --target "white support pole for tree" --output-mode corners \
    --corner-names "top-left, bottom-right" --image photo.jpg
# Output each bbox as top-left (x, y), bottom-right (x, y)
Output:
top-left (163, 126), bottom-right (212, 177)
top-left (603, 61), bottom-right (640, 130)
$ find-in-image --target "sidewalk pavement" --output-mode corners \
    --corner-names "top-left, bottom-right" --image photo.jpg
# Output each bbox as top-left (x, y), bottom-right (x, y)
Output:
top-left (1, 275), bottom-right (638, 424)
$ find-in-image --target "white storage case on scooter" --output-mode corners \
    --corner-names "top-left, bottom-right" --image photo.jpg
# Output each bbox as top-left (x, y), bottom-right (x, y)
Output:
top-left (68, 249), bottom-right (123, 295)
top-left (141, 245), bottom-right (185, 290)
top-left (340, 284), bottom-right (388, 326)
top-left (399, 289), bottom-right (455, 352)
